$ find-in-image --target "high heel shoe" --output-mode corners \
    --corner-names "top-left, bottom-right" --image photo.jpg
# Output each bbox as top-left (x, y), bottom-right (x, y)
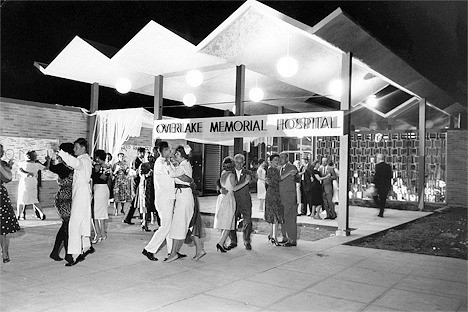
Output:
top-left (270, 237), bottom-right (280, 246)
top-left (141, 225), bottom-right (151, 232)
top-left (216, 243), bottom-right (227, 253)
top-left (91, 237), bottom-right (102, 244)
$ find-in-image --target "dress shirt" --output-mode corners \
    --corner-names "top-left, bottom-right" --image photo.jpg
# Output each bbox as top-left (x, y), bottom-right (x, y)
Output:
top-left (235, 168), bottom-right (242, 181)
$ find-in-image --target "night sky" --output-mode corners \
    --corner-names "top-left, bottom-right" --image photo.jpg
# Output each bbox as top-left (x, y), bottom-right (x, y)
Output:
top-left (1, 1), bottom-right (466, 117)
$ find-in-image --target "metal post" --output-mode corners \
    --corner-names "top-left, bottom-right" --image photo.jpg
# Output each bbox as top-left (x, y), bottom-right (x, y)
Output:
top-left (234, 65), bottom-right (245, 155)
top-left (152, 75), bottom-right (163, 145)
top-left (277, 106), bottom-right (284, 152)
top-left (88, 82), bottom-right (99, 156)
top-left (337, 52), bottom-right (352, 236)
top-left (418, 98), bottom-right (426, 210)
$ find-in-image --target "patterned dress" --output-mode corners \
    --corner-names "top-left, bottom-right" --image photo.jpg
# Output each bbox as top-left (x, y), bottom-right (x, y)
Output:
top-left (49, 163), bottom-right (73, 220)
top-left (264, 167), bottom-right (284, 224)
top-left (112, 161), bottom-right (132, 203)
top-left (1, 161), bottom-right (20, 235)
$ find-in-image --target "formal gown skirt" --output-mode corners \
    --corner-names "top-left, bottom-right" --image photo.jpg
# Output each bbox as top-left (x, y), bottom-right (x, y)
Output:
top-left (1, 184), bottom-right (20, 235)
top-left (17, 176), bottom-right (39, 205)
top-left (310, 181), bottom-right (323, 205)
top-left (191, 195), bottom-right (206, 238)
top-left (257, 180), bottom-right (266, 199)
top-left (214, 192), bottom-right (236, 230)
top-left (169, 188), bottom-right (194, 240)
top-left (93, 184), bottom-right (109, 219)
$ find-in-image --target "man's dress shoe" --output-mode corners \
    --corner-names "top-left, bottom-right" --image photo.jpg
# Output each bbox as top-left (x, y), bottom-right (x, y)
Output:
top-left (245, 243), bottom-right (252, 250)
top-left (142, 249), bottom-right (158, 261)
top-left (283, 242), bottom-right (297, 247)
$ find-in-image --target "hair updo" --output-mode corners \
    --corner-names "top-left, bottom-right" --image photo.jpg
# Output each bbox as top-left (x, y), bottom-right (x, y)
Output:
top-left (222, 156), bottom-right (235, 172)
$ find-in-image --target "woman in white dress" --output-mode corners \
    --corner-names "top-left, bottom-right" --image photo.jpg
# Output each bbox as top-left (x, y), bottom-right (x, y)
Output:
top-left (214, 157), bottom-right (251, 252)
top-left (256, 159), bottom-right (267, 212)
top-left (16, 150), bottom-right (48, 220)
top-left (165, 145), bottom-right (194, 263)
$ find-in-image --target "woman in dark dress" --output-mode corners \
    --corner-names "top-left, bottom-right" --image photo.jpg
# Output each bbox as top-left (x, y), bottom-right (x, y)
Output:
top-left (47, 142), bottom-right (75, 262)
top-left (264, 154), bottom-right (284, 246)
top-left (310, 160), bottom-right (330, 219)
top-left (0, 143), bottom-right (21, 263)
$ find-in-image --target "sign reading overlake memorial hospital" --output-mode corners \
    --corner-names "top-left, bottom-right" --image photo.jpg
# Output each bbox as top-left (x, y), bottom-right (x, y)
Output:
top-left (153, 111), bottom-right (344, 141)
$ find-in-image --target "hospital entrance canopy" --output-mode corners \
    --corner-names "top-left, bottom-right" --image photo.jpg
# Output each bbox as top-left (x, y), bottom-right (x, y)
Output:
top-left (35, 0), bottom-right (455, 129)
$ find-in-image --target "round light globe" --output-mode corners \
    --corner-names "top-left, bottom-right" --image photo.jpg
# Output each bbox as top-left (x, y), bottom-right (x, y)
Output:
top-left (186, 70), bottom-right (204, 87)
top-left (115, 78), bottom-right (132, 94)
top-left (276, 56), bottom-right (298, 78)
top-left (366, 95), bottom-right (378, 107)
top-left (183, 93), bottom-right (196, 107)
top-left (249, 87), bottom-right (264, 102)
top-left (329, 79), bottom-right (342, 97)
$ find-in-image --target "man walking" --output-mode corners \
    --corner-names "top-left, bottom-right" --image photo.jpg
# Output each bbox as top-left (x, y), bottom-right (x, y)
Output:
top-left (228, 154), bottom-right (253, 250)
top-left (372, 154), bottom-right (393, 217)
top-left (123, 147), bottom-right (146, 225)
top-left (278, 153), bottom-right (298, 247)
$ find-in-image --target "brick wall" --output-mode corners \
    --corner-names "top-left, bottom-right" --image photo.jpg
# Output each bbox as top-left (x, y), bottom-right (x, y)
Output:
top-left (446, 130), bottom-right (468, 207)
top-left (1, 97), bottom-right (89, 209)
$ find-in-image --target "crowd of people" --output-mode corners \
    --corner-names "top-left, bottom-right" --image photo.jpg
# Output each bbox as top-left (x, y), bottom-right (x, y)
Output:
top-left (0, 138), bottom-right (393, 264)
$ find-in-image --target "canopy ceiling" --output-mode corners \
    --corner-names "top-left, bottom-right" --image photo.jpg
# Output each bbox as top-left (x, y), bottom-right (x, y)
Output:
top-left (35, 0), bottom-right (456, 128)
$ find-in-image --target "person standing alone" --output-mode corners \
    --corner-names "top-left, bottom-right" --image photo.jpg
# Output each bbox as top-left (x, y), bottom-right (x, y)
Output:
top-left (372, 154), bottom-right (393, 217)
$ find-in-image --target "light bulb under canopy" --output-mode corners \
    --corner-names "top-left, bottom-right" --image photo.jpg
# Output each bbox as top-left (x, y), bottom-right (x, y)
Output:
top-left (183, 93), bottom-right (196, 107)
top-left (366, 94), bottom-right (378, 107)
top-left (276, 56), bottom-right (298, 78)
top-left (115, 78), bottom-right (132, 94)
top-left (329, 79), bottom-right (342, 98)
top-left (186, 70), bottom-right (204, 87)
top-left (249, 87), bottom-right (264, 102)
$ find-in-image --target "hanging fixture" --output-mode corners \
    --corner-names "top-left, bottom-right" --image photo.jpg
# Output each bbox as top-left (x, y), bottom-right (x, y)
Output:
top-left (328, 79), bottom-right (342, 97)
top-left (185, 70), bottom-right (204, 87)
top-left (276, 31), bottom-right (298, 78)
top-left (115, 78), bottom-right (132, 94)
top-left (183, 93), bottom-right (196, 107)
top-left (249, 78), bottom-right (264, 102)
top-left (366, 94), bottom-right (378, 107)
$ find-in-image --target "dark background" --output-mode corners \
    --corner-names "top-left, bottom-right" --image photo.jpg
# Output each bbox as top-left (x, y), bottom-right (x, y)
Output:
top-left (1, 1), bottom-right (466, 117)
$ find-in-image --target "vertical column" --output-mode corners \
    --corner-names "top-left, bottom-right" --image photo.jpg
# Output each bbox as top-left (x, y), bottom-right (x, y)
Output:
top-left (152, 75), bottom-right (163, 145)
top-left (88, 82), bottom-right (99, 156)
top-left (277, 106), bottom-right (284, 152)
top-left (337, 52), bottom-right (352, 236)
top-left (234, 65), bottom-right (245, 155)
top-left (418, 98), bottom-right (426, 210)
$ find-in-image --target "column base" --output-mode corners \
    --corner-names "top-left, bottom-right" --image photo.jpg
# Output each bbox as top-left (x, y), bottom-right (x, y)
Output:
top-left (335, 229), bottom-right (351, 236)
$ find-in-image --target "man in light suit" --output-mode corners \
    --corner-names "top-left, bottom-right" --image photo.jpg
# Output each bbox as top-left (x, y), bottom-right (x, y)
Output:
top-left (278, 153), bottom-right (299, 247)
top-left (228, 154), bottom-right (253, 250)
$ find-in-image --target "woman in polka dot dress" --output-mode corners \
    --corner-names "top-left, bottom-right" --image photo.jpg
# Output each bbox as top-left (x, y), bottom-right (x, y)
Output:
top-left (0, 143), bottom-right (20, 263)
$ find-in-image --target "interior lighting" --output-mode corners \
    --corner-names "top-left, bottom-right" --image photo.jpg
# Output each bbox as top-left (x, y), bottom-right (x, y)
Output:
top-left (186, 70), bottom-right (204, 88)
top-left (329, 79), bottom-right (342, 97)
top-left (183, 93), bottom-right (196, 107)
top-left (249, 87), bottom-right (264, 102)
top-left (115, 78), bottom-right (132, 94)
top-left (366, 94), bottom-right (378, 107)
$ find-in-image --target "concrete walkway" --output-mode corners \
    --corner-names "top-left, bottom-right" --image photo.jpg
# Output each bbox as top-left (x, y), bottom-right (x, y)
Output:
top-left (1, 198), bottom-right (466, 312)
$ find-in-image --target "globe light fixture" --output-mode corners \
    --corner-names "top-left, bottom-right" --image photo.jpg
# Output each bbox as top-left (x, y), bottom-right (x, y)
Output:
top-left (115, 78), bottom-right (132, 94)
top-left (249, 87), bottom-right (264, 102)
top-left (185, 70), bottom-right (204, 88)
top-left (276, 56), bottom-right (298, 78)
top-left (329, 79), bottom-right (342, 98)
top-left (366, 94), bottom-right (378, 107)
top-left (183, 93), bottom-right (196, 107)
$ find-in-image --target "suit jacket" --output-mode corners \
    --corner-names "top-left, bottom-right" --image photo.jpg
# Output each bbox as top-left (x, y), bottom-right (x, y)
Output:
top-left (322, 166), bottom-right (337, 194)
top-left (373, 162), bottom-right (392, 192)
top-left (234, 168), bottom-right (252, 212)
top-left (279, 163), bottom-right (297, 206)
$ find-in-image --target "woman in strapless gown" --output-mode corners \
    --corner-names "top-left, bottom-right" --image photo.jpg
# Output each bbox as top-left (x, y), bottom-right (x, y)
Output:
top-left (213, 157), bottom-right (250, 252)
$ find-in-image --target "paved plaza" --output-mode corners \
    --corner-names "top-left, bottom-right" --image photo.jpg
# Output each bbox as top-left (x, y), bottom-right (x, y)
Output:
top-left (1, 197), bottom-right (466, 312)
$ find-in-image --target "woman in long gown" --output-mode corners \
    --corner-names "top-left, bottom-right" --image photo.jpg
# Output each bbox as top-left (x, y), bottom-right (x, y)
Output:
top-left (16, 150), bottom-right (47, 220)
top-left (213, 157), bottom-right (251, 252)
top-left (112, 153), bottom-right (132, 216)
top-left (256, 159), bottom-right (267, 212)
top-left (264, 153), bottom-right (296, 245)
top-left (0, 143), bottom-right (20, 263)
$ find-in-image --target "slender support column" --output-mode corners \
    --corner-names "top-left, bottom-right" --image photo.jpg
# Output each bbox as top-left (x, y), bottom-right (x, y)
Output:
top-left (418, 98), bottom-right (426, 210)
top-left (234, 65), bottom-right (245, 155)
top-left (88, 83), bottom-right (99, 156)
top-left (277, 106), bottom-right (284, 152)
top-left (337, 52), bottom-right (352, 236)
top-left (152, 75), bottom-right (163, 145)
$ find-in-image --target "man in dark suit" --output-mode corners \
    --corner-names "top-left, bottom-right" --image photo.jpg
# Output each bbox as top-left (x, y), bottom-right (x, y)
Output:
top-left (279, 152), bottom-right (299, 247)
top-left (298, 157), bottom-right (312, 216)
top-left (229, 154), bottom-right (253, 250)
top-left (372, 154), bottom-right (393, 217)
top-left (123, 147), bottom-right (146, 225)
top-left (319, 157), bottom-right (337, 219)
